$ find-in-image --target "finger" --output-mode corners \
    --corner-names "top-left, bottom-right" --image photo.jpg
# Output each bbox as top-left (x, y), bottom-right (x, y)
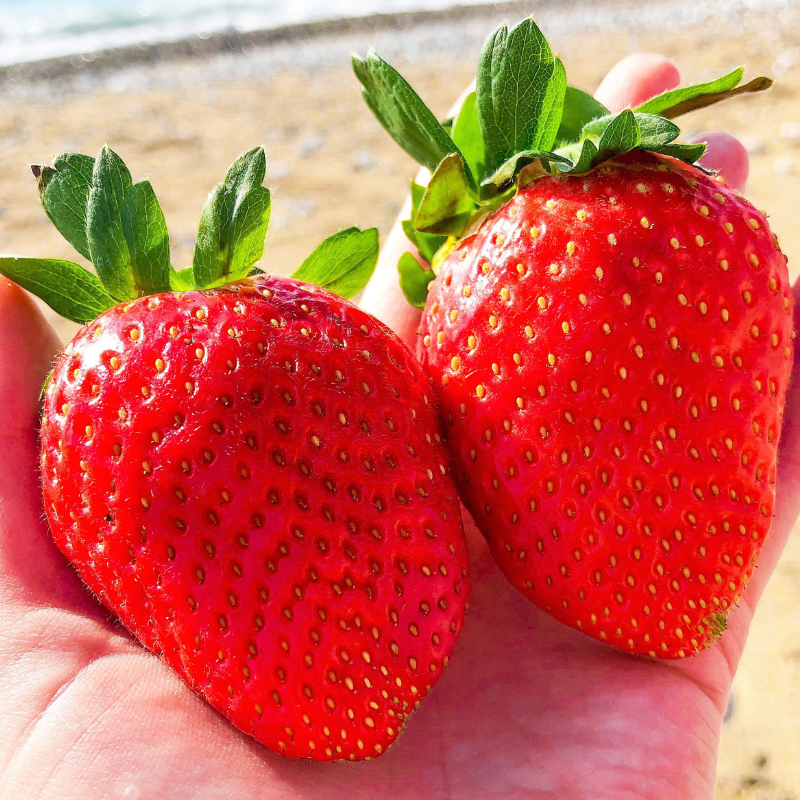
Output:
top-left (359, 195), bottom-right (424, 347)
top-left (0, 280), bottom-right (92, 612)
top-left (734, 277), bottom-right (800, 608)
top-left (689, 131), bottom-right (750, 191)
top-left (594, 53), bottom-right (680, 112)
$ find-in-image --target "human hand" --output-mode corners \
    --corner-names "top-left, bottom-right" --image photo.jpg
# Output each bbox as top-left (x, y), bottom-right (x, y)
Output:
top-left (0, 55), bottom-right (794, 800)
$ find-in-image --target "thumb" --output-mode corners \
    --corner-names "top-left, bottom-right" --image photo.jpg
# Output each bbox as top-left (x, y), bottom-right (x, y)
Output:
top-left (0, 280), bottom-right (91, 612)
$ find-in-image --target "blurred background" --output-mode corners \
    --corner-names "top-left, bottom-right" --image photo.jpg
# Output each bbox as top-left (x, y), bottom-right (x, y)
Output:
top-left (0, 0), bottom-right (798, 796)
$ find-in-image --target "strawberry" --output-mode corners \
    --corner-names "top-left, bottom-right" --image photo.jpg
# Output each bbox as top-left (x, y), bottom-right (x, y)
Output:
top-left (1, 146), bottom-right (469, 759)
top-left (354, 18), bottom-right (791, 657)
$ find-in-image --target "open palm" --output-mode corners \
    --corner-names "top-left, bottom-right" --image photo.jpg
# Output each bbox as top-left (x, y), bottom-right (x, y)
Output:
top-left (0, 57), bottom-right (796, 800)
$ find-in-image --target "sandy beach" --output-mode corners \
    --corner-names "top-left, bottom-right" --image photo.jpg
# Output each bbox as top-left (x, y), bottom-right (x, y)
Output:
top-left (0, 0), bottom-right (798, 795)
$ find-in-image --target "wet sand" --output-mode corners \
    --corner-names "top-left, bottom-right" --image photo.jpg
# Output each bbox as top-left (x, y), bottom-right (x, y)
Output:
top-left (0, 1), bottom-right (798, 795)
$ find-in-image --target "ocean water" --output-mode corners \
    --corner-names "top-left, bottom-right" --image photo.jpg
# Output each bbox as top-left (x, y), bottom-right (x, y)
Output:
top-left (0, 0), bottom-right (498, 66)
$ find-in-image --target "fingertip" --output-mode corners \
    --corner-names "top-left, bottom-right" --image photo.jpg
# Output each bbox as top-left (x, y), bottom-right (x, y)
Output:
top-left (595, 53), bottom-right (680, 112)
top-left (689, 131), bottom-right (750, 192)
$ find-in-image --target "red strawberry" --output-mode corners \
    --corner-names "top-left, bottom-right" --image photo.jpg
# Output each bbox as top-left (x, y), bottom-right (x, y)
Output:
top-left (2, 147), bottom-right (469, 760)
top-left (355, 19), bottom-right (791, 657)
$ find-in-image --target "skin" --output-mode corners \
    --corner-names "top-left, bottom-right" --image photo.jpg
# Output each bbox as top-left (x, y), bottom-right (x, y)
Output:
top-left (0, 56), bottom-right (795, 800)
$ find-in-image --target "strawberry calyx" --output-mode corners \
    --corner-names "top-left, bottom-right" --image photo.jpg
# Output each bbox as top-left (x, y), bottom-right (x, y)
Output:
top-left (0, 146), bottom-right (378, 324)
top-left (353, 16), bottom-right (772, 308)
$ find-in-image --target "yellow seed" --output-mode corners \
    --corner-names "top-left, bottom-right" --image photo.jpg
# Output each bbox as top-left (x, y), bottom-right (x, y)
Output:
top-left (562, 321), bottom-right (570, 334)
top-left (670, 238), bottom-right (680, 249)
top-left (608, 234), bottom-right (617, 245)
top-left (476, 385), bottom-right (485, 399)
top-left (720, 259), bottom-right (728, 271)
top-left (530, 227), bottom-right (539, 239)
top-left (748, 218), bottom-right (760, 230)
top-left (538, 296), bottom-right (547, 309)
top-left (724, 222), bottom-right (733, 233)
top-left (695, 235), bottom-right (704, 247)
top-left (567, 241), bottom-right (576, 255)
top-left (641, 217), bottom-right (650, 229)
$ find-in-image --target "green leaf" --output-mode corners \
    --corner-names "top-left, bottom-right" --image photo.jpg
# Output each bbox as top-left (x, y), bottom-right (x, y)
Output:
top-left (397, 251), bottom-right (432, 308)
top-left (87, 146), bottom-right (136, 301)
top-left (659, 142), bottom-right (708, 163)
top-left (477, 18), bottom-right (567, 178)
top-left (170, 268), bottom-right (196, 291)
top-left (561, 138), bottom-right (598, 173)
top-left (34, 153), bottom-right (95, 260)
top-left (402, 220), bottom-right (446, 264)
top-left (583, 111), bottom-right (679, 146)
top-left (555, 87), bottom-right (609, 144)
top-left (0, 256), bottom-right (115, 324)
top-left (415, 154), bottom-right (478, 236)
top-left (636, 114), bottom-right (681, 148)
top-left (290, 227), bottom-right (378, 299)
top-left (193, 147), bottom-right (272, 290)
top-left (399, 181), bottom-right (447, 264)
top-left (482, 148), bottom-right (572, 189)
top-left (121, 180), bottom-right (171, 295)
top-left (636, 68), bottom-right (772, 119)
top-left (593, 109), bottom-right (641, 153)
top-left (451, 92), bottom-right (486, 180)
top-left (353, 52), bottom-right (469, 178)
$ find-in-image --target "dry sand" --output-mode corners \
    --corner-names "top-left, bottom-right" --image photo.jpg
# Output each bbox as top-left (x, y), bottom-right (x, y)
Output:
top-left (0, 0), bottom-right (798, 795)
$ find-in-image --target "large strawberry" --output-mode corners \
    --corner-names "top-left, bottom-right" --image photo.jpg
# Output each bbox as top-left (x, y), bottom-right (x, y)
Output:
top-left (0, 146), bottom-right (469, 759)
top-left (354, 18), bottom-right (792, 658)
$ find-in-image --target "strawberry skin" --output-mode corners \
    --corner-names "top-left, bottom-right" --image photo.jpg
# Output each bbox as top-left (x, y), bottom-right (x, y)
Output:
top-left (40, 275), bottom-right (469, 760)
top-left (419, 152), bottom-right (792, 658)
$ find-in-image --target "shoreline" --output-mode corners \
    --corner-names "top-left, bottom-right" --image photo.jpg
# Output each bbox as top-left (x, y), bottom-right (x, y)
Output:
top-left (2, 0), bottom-right (799, 88)
top-left (0, 0), bottom-right (552, 84)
